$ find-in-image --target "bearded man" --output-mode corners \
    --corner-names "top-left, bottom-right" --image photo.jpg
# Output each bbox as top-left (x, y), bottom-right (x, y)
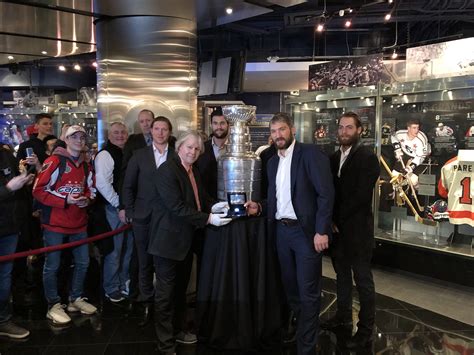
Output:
top-left (322, 112), bottom-right (380, 350)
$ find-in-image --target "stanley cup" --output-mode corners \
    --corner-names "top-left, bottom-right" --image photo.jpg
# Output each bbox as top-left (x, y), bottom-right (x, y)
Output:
top-left (217, 105), bottom-right (261, 202)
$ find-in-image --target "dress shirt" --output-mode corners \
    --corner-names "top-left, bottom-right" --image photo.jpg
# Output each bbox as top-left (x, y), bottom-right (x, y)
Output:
top-left (94, 150), bottom-right (119, 208)
top-left (153, 143), bottom-right (168, 169)
top-left (211, 137), bottom-right (227, 159)
top-left (338, 146), bottom-right (352, 177)
top-left (275, 139), bottom-right (297, 220)
top-left (182, 162), bottom-right (201, 211)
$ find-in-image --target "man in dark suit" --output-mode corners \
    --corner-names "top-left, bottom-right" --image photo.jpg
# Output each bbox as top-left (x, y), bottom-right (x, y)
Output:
top-left (149, 131), bottom-right (231, 355)
top-left (119, 109), bottom-right (154, 308)
top-left (122, 116), bottom-right (174, 326)
top-left (195, 107), bottom-right (229, 200)
top-left (247, 112), bottom-right (334, 355)
top-left (322, 112), bottom-right (380, 349)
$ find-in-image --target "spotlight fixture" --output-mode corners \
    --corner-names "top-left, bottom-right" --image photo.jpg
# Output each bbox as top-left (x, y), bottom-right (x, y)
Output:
top-left (73, 64), bottom-right (81, 71)
top-left (384, 13), bottom-right (391, 21)
top-left (388, 0), bottom-right (394, 3)
top-left (345, 20), bottom-right (352, 28)
top-left (41, 51), bottom-right (47, 55)
top-left (391, 50), bottom-right (398, 59)
top-left (92, 61), bottom-right (98, 68)
top-left (58, 65), bottom-right (66, 71)
top-left (316, 23), bottom-right (324, 32)
top-left (7, 55), bottom-right (14, 60)
top-left (339, 9), bottom-right (345, 17)
top-left (225, 7), bottom-right (233, 15)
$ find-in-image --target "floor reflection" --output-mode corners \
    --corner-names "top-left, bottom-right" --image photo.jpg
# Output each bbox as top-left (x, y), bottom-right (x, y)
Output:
top-left (1, 277), bottom-right (472, 354)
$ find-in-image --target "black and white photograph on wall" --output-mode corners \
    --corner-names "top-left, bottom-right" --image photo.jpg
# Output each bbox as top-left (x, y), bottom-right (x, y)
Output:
top-left (406, 38), bottom-right (474, 81)
top-left (308, 54), bottom-right (391, 91)
top-left (79, 87), bottom-right (97, 106)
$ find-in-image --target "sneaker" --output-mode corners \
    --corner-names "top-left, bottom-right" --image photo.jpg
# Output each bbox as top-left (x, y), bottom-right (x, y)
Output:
top-left (0, 321), bottom-right (30, 339)
top-left (175, 331), bottom-right (197, 344)
top-left (47, 303), bottom-right (71, 324)
top-left (67, 297), bottom-right (97, 315)
top-left (105, 291), bottom-right (125, 303)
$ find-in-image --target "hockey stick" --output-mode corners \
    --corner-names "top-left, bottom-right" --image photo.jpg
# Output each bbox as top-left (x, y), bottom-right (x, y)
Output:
top-left (380, 156), bottom-right (438, 227)
top-left (398, 158), bottom-right (424, 211)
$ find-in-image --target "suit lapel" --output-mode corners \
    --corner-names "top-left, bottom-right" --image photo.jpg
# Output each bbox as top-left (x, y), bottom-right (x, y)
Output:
top-left (147, 146), bottom-right (155, 168)
top-left (340, 142), bottom-right (362, 176)
top-left (290, 142), bottom-right (302, 196)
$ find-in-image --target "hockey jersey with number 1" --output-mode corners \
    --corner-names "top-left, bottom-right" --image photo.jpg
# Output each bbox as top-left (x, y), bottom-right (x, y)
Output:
top-left (438, 156), bottom-right (474, 227)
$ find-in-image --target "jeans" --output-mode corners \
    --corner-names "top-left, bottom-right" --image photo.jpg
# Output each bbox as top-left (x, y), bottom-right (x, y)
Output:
top-left (43, 230), bottom-right (89, 305)
top-left (276, 223), bottom-right (322, 355)
top-left (0, 234), bottom-right (18, 323)
top-left (103, 205), bottom-right (133, 296)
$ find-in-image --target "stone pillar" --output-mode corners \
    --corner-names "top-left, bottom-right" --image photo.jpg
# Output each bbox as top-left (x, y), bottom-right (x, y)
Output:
top-left (94, 0), bottom-right (197, 145)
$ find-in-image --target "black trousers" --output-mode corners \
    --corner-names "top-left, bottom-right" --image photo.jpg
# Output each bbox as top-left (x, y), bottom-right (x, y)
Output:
top-left (132, 221), bottom-right (154, 304)
top-left (154, 252), bottom-right (193, 355)
top-left (332, 253), bottom-right (375, 337)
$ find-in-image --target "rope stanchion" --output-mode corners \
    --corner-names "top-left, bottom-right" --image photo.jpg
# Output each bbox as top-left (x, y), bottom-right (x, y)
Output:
top-left (0, 224), bottom-right (132, 263)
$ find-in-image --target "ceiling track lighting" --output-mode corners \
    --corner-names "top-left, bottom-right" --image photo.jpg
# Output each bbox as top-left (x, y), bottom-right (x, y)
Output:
top-left (58, 65), bottom-right (66, 72)
top-left (391, 49), bottom-right (398, 59)
top-left (385, 13), bottom-right (392, 21)
top-left (73, 64), bottom-right (81, 71)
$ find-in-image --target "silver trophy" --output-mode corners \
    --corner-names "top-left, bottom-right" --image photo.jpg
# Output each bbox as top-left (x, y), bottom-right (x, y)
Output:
top-left (217, 105), bottom-right (261, 216)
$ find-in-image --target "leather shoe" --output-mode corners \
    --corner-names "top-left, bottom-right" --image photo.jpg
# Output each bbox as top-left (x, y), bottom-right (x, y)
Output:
top-left (345, 332), bottom-right (373, 349)
top-left (320, 315), bottom-right (353, 331)
top-left (138, 304), bottom-right (153, 327)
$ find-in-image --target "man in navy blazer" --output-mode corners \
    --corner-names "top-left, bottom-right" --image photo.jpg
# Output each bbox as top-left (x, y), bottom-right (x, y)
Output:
top-left (248, 112), bottom-right (334, 355)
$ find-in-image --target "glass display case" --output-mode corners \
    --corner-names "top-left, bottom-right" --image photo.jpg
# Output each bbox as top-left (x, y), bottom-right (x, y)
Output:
top-left (285, 74), bottom-right (474, 286)
top-left (55, 106), bottom-right (98, 145)
top-left (0, 108), bottom-right (47, 147)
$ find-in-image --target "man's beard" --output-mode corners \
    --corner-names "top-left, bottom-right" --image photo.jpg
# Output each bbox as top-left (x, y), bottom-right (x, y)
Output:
top-left (338, 133), bottom-right (359, 147)
top-left (213, 129), bottom-right (228, 139)
top-left (275, 135), bottom-right (294, 150)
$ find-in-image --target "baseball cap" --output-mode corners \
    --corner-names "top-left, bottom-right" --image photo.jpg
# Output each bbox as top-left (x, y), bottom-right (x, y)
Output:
top-left (65, 125), bottom-right (87, 138)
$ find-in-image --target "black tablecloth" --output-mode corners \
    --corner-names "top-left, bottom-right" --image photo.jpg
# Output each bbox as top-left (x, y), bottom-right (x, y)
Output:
top-left (196, 217), bottom-right (283, 351)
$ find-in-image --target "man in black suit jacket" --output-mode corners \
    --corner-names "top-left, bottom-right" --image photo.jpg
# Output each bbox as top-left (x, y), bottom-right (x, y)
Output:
top-left (121, 109), bottom-right (154, 170)
top-left (323, 112), bottom-right (380, 349)
top-left (248, 113), bottom-right (334, 355)
top-left (122, 116), bottom-right (174, 325)
top-left (148, 131), bottom-right (231, 355)
top-left (195, 107), bottom-right (229, 200)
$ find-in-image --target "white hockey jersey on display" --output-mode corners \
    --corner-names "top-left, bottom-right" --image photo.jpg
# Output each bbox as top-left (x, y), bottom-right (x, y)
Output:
top-left (438, 156), bottom-right (474, 227)
top-left (391, 130), bottom-right (431, 166)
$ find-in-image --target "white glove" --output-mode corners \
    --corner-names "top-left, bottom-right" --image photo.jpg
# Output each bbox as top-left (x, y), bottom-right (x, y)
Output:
top-left (211, 201), bottom-right (229, 214)
top-left (208, 213), bottom-right (232, 227)
top-left (394, 148), bottom-right (403, 161)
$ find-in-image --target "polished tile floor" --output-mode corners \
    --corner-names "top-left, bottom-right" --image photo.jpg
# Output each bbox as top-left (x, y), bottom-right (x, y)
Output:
top-left (1, 276), bottom-right (473, 355)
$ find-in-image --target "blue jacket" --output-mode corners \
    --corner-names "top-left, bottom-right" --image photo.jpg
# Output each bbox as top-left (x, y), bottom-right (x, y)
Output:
top-left (266, 141), bottom-right (334, 242)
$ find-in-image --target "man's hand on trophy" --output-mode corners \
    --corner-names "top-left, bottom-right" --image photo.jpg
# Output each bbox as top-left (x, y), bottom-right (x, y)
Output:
top-left (208, 213), bottom-right (232, 227)
top-left (244, 200), bottom-right (260, 216)
top-left (394, 148), bottom-right (403, 161)
top-left (211, 201), bottom-right (229, 214)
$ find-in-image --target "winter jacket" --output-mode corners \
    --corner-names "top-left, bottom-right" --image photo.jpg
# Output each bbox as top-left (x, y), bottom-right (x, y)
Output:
top-left (33, 147), bottom-right (95, 234)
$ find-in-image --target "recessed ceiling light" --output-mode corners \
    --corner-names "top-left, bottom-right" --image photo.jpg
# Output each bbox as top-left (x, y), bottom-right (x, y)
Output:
top-left (58, 65), bottom-right (66, 71)
top-left (73, 64), bottom-right (81, 71)
top-left (385, 13), bottom-right (391, 20)
top-left (316, 24), bottom-right (324, 32)
top-left (92, 61), bottom-right (98, 68)
top-left (345, 20), bottom-right (352, 28)
top-left (41, 51), bottom-right (47, 55)
top-left (7, 55), bottom-right (14, 60)
top-left (226, 7), bottom-right (233, 15)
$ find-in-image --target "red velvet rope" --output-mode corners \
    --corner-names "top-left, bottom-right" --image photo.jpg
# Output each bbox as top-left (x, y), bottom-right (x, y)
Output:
top-left (0, 224), bottom-right (132, 263)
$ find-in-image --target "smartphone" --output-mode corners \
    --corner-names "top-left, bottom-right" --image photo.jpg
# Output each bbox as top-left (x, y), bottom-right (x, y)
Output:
top-left (26, 147), bottom-right (34, 157)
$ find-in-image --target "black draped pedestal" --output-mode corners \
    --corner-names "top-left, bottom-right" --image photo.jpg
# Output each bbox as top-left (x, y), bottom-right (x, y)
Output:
top-left (196, 217), bottom-right (282, 351)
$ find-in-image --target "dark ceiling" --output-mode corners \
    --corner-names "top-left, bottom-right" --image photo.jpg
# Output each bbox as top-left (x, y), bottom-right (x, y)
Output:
top-left (0, 0), bottom-right (473, 67)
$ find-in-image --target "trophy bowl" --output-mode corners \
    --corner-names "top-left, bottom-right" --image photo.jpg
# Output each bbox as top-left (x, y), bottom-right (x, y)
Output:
top-left (221, 105), bottom-right (256, 124)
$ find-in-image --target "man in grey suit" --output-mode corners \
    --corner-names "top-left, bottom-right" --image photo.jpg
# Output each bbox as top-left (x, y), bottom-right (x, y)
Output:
top-left (122, 116), bottom-right (173, 326)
